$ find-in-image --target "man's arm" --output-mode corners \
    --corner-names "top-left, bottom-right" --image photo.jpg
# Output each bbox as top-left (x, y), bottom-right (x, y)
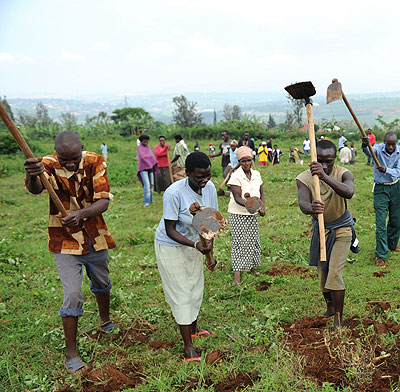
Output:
top-left (61, 199), bottom-right (109, 227)
top-left (296, 180), bottom-right (324, 216)
top-left (309, 162), bottom-right (354, 199)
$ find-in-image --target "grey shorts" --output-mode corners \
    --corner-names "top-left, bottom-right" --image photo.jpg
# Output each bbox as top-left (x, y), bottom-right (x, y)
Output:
top-left (54, 244), bottom-right (111, 317)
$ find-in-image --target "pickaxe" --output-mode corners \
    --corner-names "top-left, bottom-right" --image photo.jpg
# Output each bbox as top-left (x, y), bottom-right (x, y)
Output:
top-left (327, 78), bottom-right (381, 168)
top-left (285, 81), bottom-right (327, 262)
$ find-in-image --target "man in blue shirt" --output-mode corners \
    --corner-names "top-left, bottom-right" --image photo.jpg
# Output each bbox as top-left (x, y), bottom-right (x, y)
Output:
top-left (363, 132), bottom-right (400, 267)
top-left (338, 133), bottom-right (347, 151)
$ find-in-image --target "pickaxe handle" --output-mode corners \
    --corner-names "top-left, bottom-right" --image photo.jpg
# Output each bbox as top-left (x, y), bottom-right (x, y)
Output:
top-left (218, 168), bottom-right (233, 191)
top-left (0, 102), bottom-right (69, 217)
top-left (341, 93), bottom-right (381, 168)
top-left (306, 104), bottom-right (327, 262)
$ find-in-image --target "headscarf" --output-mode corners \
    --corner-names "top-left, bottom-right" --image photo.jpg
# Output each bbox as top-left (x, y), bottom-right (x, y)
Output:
top-left (236, 146), bottom-right (253, 161)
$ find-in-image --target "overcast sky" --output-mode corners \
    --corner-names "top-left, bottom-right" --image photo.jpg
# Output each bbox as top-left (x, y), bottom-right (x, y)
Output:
top-left (1, 0), bottom-right (399, 98)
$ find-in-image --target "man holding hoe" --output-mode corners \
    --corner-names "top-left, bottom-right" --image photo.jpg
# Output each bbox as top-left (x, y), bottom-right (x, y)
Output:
top-left (297, 140), bottom-right (356, 329)
top-left (24, 131), bottom-right (116, 374)
top-left (363, 131), bottom-right (400, 267)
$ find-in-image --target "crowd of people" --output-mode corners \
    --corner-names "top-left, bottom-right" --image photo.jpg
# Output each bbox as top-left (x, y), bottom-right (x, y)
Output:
top-left (21, 126), bottom-right (400, 371)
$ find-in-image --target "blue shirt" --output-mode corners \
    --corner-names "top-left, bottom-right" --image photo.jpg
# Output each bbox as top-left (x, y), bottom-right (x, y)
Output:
top-left (339, 136), bottom-right (347, 149)
top-left (230, 148), bottom-right (238, 166)
top-left (372, 143), bottom-right (400, 184)
top-left (155, 178), bottom-right (218, 246)
top-left (100, 144), bottom-right (107, 154)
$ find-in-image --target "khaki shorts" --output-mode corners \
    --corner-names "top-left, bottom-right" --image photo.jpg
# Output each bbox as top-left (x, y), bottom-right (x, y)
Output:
top-left (318, 236), bottom-right (351, 291)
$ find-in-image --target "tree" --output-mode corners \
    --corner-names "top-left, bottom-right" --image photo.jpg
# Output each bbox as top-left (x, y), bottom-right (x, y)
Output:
top-left (285, 111), bottom-right (295, 130)
top-left (0, 96), bottom-right (14, 121)
top-left (267, 114), bottom-right (276, 129)
top-left (287, 94), bottom-right (304, 129)
top-left (172, 95), bottom-right (202, 128)
top-left (36, 102), bottom-right (53, 127)
top-left (213, 110), bottom-right (217, 125)
top-left (111, 107), bottom-right (153, 137)
top-left (232, 105), bottom-right (242, 120)
top-left (376, 115), bottom-right (400, 130)
top-left (59, 112), bottom-right (77, 129)
top-left (222, 104), bottom-right (232, 121)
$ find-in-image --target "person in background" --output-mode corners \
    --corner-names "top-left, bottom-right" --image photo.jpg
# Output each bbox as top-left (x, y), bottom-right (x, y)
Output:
top-left (100, 142), bottom-right (108, 162)
top-left (362, 132), bottom-right (400, 267)
top-left (229, 140), bottom-right (239, 167)
top-left (137, 134), bottom-right (159, 207)
top-left (338, 133), bottom-right (347, 151)
top-left (289, 146), bottom-right (304, 165)
top-left (154, 135), bottom-right (172, 194)
top-left (362, 129), bottom-right (376, 165)
top-left (257, 141), bottom-right (269, 166)
top-left (227, 146), bottom-right (265, 287)
top-left (209, 130), bottom-right (231, 176)
top-left (238, 131), bottom-right (256, 153)
top-left (350, 142), bottom-right (357, 164)
top-left (194, 141), bottom-right (200, 152)
top-left (297, 139), bottom-right (356, 330)
top-left (339, 142), bottom-right (352, 165)
top-left (154, 152), bottom-right (218, 362)
top-left (272, 145), bottom-right (283, 165)
top-left (171, 135), bottom-right (189, 181)
top-left (303, 137), bottom-right (311, 155)
top-left (24, 131), bottom-right (116, 373)
top-left (209, 143), bottom-right (216, 159)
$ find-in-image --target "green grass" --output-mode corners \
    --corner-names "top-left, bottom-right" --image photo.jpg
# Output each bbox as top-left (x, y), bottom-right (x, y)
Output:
top-left (0, 135), bottom-right (399, 391)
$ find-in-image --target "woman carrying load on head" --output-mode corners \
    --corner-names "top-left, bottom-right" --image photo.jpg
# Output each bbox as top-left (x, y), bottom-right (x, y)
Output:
top-left (154, 152), bottom-right (218, 362)
top-left (228, 146), bottom-right (266, 287)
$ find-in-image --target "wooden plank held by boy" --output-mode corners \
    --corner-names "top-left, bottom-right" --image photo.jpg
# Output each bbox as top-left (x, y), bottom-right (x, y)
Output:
top-left (284, 81), bottom-right (327, 262)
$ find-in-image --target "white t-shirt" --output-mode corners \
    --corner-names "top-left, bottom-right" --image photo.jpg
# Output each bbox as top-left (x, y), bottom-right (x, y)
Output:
top-left (303, 139), bottom-right (311, 150)
top-left (155, 178), bottom-right (218, 246)
top-left (227, 167), bottom-right (263, 215)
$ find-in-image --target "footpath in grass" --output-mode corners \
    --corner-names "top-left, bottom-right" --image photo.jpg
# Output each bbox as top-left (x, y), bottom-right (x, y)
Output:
top-left (1, 137), bottom-right (400, 392)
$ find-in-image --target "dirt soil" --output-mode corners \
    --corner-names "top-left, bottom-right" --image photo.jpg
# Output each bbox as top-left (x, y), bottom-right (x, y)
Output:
top-left (266, 263), bottom-right (314, 279)
top-left (282, 314), bottom-right (400, 391)
top-left (256, 281), bottom-right (271, 291)
top-left (373, 270), bottom-right (390, 277)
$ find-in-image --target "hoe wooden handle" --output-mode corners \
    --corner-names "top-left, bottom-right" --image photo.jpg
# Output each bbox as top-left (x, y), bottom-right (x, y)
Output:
top-left (306, 104), bottom-right (327, 262)
top-left (0, 102), bottom-right (69, 217)
top-left (200, 236), bottom-right (215, 270)
top-left (341, 93), bottom-right (381, 168)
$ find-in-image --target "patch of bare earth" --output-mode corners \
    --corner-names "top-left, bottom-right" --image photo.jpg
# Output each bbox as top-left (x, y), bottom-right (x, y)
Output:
top-left (282, 312), bottom-right (400, 391)
top-left (266, 263), bottom-right (314, 279)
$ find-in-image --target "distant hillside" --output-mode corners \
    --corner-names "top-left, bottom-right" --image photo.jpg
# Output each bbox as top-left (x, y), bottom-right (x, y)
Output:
top-left (6, 91), bottom-right (400, 126)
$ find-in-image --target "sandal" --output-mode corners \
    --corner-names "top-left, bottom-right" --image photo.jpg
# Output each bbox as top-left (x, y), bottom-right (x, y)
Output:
top-left (191, 329), bottom-right (216, 338)
top-left (183, 356), bottom-right (201, 363)
top-left (100, 321), bottom-right (116, 333)
top-left (249, 269), bottom-right (260, 277)
top-left (63, 357), bottom-right (87, 374)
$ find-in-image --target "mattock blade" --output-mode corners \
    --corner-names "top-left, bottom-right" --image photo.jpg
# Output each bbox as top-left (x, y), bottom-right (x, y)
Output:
top-left (327, 78), bottom-right (343, 104)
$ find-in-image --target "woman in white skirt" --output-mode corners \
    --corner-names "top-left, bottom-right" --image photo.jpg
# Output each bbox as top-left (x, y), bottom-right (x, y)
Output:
top-left (228, 146), bottom-right (265, 287)
top-left (154, 152), bottom-right (218, 362)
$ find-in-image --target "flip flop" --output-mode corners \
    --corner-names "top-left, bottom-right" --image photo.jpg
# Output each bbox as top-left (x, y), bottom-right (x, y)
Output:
top-left (183, 356), bottom-right (202, 363)
top-left (191, 329), bottom-right (216, 338)
top-left (375, 257), bottom-right (386, 268)
top-left (100, 321), bottom-right (116, 333)
top-left (63, 357), bottom-right (87, 374)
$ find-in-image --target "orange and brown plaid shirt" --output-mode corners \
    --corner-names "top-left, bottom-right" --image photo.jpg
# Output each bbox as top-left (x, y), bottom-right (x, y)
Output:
top-left (31, 151), bottom-right (116, 255)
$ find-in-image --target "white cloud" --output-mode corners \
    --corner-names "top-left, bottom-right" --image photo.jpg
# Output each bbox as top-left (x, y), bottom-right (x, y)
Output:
top-left (0, 53), bottom-right (34, 64)
top-left (93, 41), bottom-right (112, 52)
top-left (60, 52), bottom-right (86, 62)
top-left (150, 43), bottom-right (175, 56)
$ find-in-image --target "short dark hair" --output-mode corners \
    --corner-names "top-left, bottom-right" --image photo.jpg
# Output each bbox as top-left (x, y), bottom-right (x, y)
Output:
top-left (384, 131), bottom-right (398, 142)
top-left (139, 134), bottom-right (150, 142)
top-left (158, 135), bottom-right (166, 139)
top-left (185, 152), bottom-right (211, 173)
top-left (317, 139), bottom-right (337, 155)
top-left (55, 131), bottom-right (81, 149)
top-left (174, 134), bottom-right (183, 141)
top-left (222, 130), bottom-right (229, 135)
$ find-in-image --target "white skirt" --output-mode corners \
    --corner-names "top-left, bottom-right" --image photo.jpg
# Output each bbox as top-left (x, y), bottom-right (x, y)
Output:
top-left (154, 239), bottom-right (204, 325)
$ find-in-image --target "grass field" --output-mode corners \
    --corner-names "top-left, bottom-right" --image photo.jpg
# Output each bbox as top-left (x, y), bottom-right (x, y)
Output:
top-left (1, 135), bottom-right (400, 392)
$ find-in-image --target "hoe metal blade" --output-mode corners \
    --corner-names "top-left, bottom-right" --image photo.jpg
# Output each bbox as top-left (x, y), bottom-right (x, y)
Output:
top-left (285, 81), bottom-right (316, 102)
top-left (327, 78), bottom-right (343, 104)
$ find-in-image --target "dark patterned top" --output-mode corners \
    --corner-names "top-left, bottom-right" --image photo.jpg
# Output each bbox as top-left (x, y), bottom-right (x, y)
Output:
top-left (32, 151), bottom-right (116, 255)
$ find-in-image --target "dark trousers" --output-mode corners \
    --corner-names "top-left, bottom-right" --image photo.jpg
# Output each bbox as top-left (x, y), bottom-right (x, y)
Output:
top-left (362, 145), bottom-right (372, 165)
top-left (374, 181), bottom-right (400, 258)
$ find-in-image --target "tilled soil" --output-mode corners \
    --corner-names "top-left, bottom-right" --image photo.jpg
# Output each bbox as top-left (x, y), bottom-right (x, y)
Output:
top-left (282, 314), bottom-right (400, 391)
top-left (266, 263), bottom-right (314, 279)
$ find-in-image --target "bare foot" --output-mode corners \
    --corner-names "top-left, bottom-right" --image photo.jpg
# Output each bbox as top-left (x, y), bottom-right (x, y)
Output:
top-left (184, 345), bottom-right (200, 359)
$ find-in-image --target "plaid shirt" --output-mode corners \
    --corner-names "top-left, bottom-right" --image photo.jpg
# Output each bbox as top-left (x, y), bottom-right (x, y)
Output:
top-left (33, 151), bottom-right (116, 255)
